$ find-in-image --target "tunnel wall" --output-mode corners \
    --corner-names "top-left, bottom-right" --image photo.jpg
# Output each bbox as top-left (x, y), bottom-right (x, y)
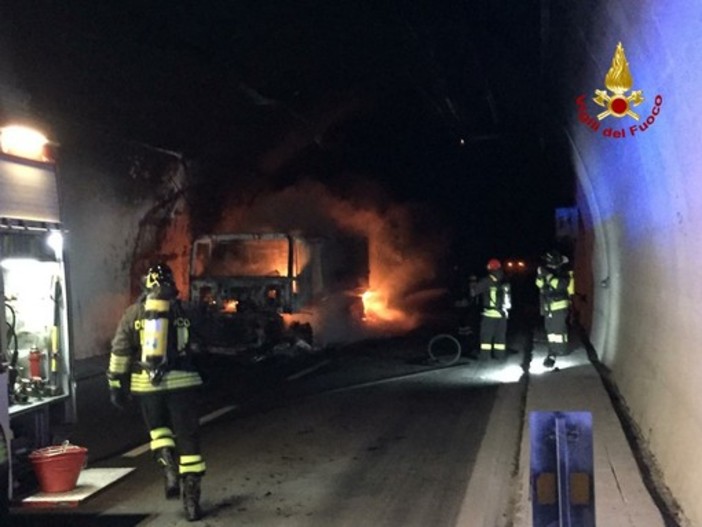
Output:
top-left (555, 1), bottom-right (702, 523)
top-left (59, 154), bottom-right (147, 359)
top-left (57, 138), bottom-right (186, 361)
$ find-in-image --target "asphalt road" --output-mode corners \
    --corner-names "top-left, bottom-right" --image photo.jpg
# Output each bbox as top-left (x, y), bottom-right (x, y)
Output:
top-left (9, 326), bottom-right (531, 526)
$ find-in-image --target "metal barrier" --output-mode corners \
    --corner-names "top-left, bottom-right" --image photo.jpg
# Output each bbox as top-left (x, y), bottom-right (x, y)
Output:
top-left (530, 411), bottom-right (595, 526)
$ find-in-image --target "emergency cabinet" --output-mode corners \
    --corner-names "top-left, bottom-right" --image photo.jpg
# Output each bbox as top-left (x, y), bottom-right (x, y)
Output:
top-left (0, 125), bottom-right (76, 500)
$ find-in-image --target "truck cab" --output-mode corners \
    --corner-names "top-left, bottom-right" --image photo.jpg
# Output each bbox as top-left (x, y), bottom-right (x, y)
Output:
top-left (188, 232), bottom-right (368, 353)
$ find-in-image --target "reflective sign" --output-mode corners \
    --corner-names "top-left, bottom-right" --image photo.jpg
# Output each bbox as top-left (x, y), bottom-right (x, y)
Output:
top-left (530, 411), bottom-right (595, 527)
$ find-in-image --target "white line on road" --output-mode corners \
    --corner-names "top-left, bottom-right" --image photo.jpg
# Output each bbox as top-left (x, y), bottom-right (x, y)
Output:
top-left (286, 359), bottom-right (331, 381)
top-left (122, 404), bottom-right (238, 458)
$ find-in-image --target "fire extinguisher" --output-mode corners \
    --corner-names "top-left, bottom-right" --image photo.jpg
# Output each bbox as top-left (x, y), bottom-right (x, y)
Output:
top-left (28, 346), bottom-right (44, 379)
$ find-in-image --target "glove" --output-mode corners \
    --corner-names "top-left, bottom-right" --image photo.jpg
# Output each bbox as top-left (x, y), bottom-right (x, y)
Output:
top-left (107, 373), bottom-right (130, 410)
top-left (109, 387), bottom-right (129, 411)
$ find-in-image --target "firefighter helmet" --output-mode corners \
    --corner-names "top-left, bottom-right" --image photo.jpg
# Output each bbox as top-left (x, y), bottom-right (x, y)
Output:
top-left (486, 258), bottom-right (501, 271)
top-left (145, 263), bottom-right (176, 291)
top-left (543, 250), bottom-right (567, 269)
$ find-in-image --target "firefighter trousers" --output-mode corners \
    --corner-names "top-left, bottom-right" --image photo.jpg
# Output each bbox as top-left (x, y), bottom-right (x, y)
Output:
top-left (139, 388), bottom-right (204, 475)
top-left (544, 309), bottom-right (569, 356)
top-left (479, 315), bottom-right (507, 359)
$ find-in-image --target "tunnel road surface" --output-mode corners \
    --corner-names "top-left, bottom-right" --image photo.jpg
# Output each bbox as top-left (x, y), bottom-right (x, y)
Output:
top-left (12, 335), bottom-right (528, 526)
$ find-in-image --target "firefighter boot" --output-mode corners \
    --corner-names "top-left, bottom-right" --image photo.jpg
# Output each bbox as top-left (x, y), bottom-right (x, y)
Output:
top-left (156, 448), bottom-right (180, 500)
top-left (182, 474), bottom-right (203, 521)
top-left (543, 354), bottom-right (556, 368)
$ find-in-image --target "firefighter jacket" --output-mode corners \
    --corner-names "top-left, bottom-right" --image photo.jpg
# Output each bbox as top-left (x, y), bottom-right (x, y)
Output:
top-left (471, 270), bottom-right (511, 319)
top-left (108, 295), bottom-right (203, 394)
top-left (536, 267), bottom-right (575, 313)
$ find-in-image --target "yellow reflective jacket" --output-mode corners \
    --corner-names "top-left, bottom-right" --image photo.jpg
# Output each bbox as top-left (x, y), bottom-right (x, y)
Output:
top-left (107, 298), bottom-right (203, 394)
top-left (471, 271), bottom-right (511, 319)
top-left (536, 268), bottom-right (574, 313)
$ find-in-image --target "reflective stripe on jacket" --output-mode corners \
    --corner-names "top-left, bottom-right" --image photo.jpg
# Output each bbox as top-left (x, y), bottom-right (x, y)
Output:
top-left (536, 270), bottom-right (574, 312)
top-left (472, 272), bottom-right (510, 319)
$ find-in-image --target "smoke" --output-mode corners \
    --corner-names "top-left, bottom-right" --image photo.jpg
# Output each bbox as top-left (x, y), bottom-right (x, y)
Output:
top-left (211, 179), bottom-right (447, 344)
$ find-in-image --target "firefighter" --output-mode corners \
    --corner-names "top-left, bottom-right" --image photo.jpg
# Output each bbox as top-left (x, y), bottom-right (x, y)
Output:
top-left (536, 250), bottom-right (575, 368)
top-left (470, 259), bottom-right (512, 360)
top-left (107, 263), bottom-right (206, 521)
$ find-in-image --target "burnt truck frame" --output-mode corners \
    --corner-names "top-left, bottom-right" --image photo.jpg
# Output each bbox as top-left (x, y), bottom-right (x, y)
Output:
top-left (188, 232), bottom-right (368, 353)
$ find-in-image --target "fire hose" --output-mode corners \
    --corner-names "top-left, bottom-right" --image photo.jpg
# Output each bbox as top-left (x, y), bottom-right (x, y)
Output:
top-left (48, 277), bottom-right (63, 395)
top-left (3, 303), bottom-right (19, 397)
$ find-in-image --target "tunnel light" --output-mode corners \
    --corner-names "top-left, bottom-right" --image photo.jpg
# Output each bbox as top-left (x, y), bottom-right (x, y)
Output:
top-left (47, 230), bottom-right (64, 260)
top-left (0, 125), bottom-right (49, 161)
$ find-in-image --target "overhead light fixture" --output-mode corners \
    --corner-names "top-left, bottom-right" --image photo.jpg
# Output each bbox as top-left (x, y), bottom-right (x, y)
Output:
top-left (0, 125), bottom-right (50, 162)
top-left (47, 230), bottom-right (64, 260)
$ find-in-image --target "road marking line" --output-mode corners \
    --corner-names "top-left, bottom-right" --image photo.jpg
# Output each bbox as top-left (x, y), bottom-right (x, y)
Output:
top-left (286, 359), bottom-right (331, 381)
top-left (199, 404), bottom-right (237, 424)
top-left (122, 443), bottom-right (150, 458)
top-left (122, 404), bottom-right (238, 458)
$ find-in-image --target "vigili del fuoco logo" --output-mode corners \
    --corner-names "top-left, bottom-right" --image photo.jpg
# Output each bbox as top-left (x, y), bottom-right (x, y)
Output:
top-left (576, 42), bottom-right (662, 139)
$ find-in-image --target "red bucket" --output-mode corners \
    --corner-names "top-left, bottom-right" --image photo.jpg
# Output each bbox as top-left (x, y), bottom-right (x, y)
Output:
top-left (29, 443), bottom-right (88, 493)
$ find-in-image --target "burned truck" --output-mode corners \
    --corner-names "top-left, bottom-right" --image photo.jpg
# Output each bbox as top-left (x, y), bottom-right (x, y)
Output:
top-left (188, 232), bottom-right (368, 353)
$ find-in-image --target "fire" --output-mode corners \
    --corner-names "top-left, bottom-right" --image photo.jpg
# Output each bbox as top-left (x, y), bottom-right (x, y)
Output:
top-left (204, 237), bottom-right (294, 278)
top-left (222, 299), bottom-right (238, 313)
top-left (361, 289), bottom-right (405, 323)
top-left (171, 180), bottom-right (445, 340)
top-left (330, 200), bottom-right (440, 332)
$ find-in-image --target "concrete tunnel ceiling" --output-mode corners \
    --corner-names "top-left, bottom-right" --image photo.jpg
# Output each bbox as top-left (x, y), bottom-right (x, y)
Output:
top-left (549, 1), bottom-right (702, 524)
top-left (0, 0), bottom-right (575, 264)
top-left (0, 0), bottom-right (587, 363)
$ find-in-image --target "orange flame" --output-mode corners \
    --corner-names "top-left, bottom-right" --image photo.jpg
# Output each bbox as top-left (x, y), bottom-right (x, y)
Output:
top-left (329, 201), bottom-right (437, 332)
top-left (222, 299), bottom-right (238, 313)
top-left (160, 181), bottom-right (444, 341)
top-left (361, 289), bottom-right (406, 324)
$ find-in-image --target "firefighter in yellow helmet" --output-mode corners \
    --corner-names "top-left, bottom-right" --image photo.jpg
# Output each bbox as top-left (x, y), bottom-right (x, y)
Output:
top-left (107, 263), bottom-right (206, 521)
top-left (470, 258), bottom-right (512, 360)
top-left (536, 250), bottom-right (575, 368)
